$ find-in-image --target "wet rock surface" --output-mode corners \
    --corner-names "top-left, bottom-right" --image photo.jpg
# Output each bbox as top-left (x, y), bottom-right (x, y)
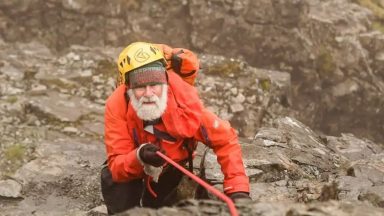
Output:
top-left (113, 200), bottom-right (384, 216)
top-left (1, 0), bottom-right (384, 215)
top-left (1, 0), bottom-right (384, 143)
top-left (200, 117), bottom-right (383, 206)
top-left (1, 40), bottom-right (382, 215)
top-left (0, 40), bottom-right (295, 215)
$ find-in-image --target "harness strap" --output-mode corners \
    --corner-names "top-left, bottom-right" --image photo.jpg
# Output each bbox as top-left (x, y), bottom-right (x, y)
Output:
top-left (183, 138), bottom-right (195, 172)
top-left (153, 127), bottom-right (177, 142)
top-left (141, 125), bottom-right (196, 173)
top-left (132, 128), bottom-right (140, 148)
top-left (200, 125), bottom-right (212, 148)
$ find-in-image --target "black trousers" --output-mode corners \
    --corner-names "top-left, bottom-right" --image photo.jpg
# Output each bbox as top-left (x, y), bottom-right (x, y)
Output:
top-left (101, 165), bottom-right (184, 215)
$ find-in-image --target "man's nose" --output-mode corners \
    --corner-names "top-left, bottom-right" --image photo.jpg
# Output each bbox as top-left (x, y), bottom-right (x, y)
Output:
top-left (143, 85), bottom-right (154, 97)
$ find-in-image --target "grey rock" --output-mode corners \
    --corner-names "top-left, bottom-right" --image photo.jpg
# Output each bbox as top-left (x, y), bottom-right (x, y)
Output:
top-left (347, 153), bottom-right (384, 186)
top-left (325, 133), bottom-right (383, 161)
top-left (26, 91), bottom-right (104, 122)
top-left (337, 176), bottom-right (373, 200)
top-left (88, 204), bottom-right (108, 215)
top-left (359, 186), bottom-right (384, 208)
top-left (0, 179), bottom-right (22, 198)
top-left (0, 0), bottom-right (383, 144)
top-left (119, 199), bottom-right (384, 216)
top-left (229, 103), bottom-right (244, 113)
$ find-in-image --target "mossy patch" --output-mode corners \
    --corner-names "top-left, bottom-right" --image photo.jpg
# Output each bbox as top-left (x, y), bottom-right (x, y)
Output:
top-left (0, 145), bottom-right (22, 177)
top-left (4, 144), bottom-right (26, 162)
top-left (354, 0), bottom-right (384, 32)
top-left (204, 61), bottom-right (242, 76)
top-left (316, 48), bottom-right (336, 76)
top-left (1, 144), bottom-right (27, 176)
top-left (372, 20), bottom-right (384, 32)
top-left (5, 96), bottom-right (18, 104)
top-left (260, 79), bottom-right (271, 92)
top-left (354, 0), bottom-right (384, 19)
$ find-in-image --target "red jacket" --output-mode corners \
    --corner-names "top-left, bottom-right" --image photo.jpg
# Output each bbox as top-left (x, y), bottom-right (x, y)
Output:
top-left (104, 71), bottom-right (249, 194)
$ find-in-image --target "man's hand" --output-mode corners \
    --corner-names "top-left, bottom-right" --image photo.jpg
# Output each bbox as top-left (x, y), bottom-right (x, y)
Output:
top-left (228, 192), bottom-right (252, 203)
top-left (138, 143), bottom-right (166, 167)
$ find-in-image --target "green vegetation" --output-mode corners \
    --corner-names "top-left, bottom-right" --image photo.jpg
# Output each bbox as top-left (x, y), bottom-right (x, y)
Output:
top-left (372, 20), bottom-right (384, 32)
top-left (0, 144), bottom-right (30, 177)
top-left (204, 61), bottom-right (242, 76)
top-left (355, 0), bottom-right (384, 32)
top-left (5, 96), bottom-right (18, 104)
top-left (355, 0), bottom-right (384, 18)
top-left (316, 47), bottom-right (336, 76)
top-left (4, 144), bottom-right (26, 162)
top-left (260, 79), bottom-right (271, 91)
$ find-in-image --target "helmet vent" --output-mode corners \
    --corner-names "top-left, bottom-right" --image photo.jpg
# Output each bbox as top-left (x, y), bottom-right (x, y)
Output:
top-left (150, 46), bottom-right (157, 54)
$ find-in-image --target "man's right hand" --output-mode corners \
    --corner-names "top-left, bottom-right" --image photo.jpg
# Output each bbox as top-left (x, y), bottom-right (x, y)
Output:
top-left (138, 143), bottom-right (166, 167)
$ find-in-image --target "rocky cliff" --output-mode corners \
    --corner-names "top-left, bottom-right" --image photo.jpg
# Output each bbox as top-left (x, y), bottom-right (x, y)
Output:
top-left (1, 0), bottom-right (383, 143)
top-left (0, 0), bottom-right (383, 215)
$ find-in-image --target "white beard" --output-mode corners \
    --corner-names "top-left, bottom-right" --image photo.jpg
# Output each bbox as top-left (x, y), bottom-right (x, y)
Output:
top-left (127, 84), bottom-right (168, 121)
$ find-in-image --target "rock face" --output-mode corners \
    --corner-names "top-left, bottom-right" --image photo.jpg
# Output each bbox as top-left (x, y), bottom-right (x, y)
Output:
top-left (1, 0), bottom-right (383, 143)
top-left (200, 117), bottom-right (384, 207)
top-left (197, 54), bottom-right (292, 138)
top-left (116, 200), bottom-right (384, 216)
top-left (0, 42), bottom-right (113, 215)
top-left (1, 40), bottom-right (382, 215)
top-left (0, 40), bottom-right (291, 215)
top-left (0, 1), bottom-right (384, 215)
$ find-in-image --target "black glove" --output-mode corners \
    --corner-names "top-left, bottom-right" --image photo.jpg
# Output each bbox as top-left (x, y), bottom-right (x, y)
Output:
top-left (139, 143), bottom-right (166, 167)
top-left (228, 192), bottom-right (252, 203)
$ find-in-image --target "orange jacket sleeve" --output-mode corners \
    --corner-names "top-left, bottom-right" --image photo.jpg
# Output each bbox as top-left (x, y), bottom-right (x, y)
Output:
top-left (195, 109), bottom-right (250, 194)
top-left (104, 85), bottom-right (144, 182)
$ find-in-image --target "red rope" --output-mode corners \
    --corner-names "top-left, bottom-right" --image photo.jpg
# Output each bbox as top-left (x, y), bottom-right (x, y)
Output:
top-left (146, 176), bottom-right (157, 198)
top-left (156, 151), bottom-right (238, 216)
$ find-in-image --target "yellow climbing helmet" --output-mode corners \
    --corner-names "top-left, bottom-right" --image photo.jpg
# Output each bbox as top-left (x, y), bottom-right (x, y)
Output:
top-left (117, 42), bottom-right (166, 85)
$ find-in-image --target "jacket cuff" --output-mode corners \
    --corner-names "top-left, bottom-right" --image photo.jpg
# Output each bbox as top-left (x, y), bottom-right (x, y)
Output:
top-left (223, 175), bottom-right (250, 194)
top-left (136, 143), bottom-right (147, 165)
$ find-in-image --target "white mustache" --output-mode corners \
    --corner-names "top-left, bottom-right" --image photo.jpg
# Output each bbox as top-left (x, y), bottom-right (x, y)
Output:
top-left (138, 95), bottom-right (160, 108)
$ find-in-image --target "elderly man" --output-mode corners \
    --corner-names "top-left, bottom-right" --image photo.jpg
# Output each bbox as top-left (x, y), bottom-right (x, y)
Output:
top-left (101, 42), bottom-right (250, 214)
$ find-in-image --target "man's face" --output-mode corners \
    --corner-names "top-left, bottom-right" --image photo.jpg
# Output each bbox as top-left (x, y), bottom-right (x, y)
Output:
top-left (127, 84), bottom-right (168, 121)
top-left (133, 84), bottom-right (163, 100)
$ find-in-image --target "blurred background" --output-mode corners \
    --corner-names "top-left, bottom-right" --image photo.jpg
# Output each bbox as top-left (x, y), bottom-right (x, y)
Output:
top-left (1, 0), bottom-right (383, 142)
